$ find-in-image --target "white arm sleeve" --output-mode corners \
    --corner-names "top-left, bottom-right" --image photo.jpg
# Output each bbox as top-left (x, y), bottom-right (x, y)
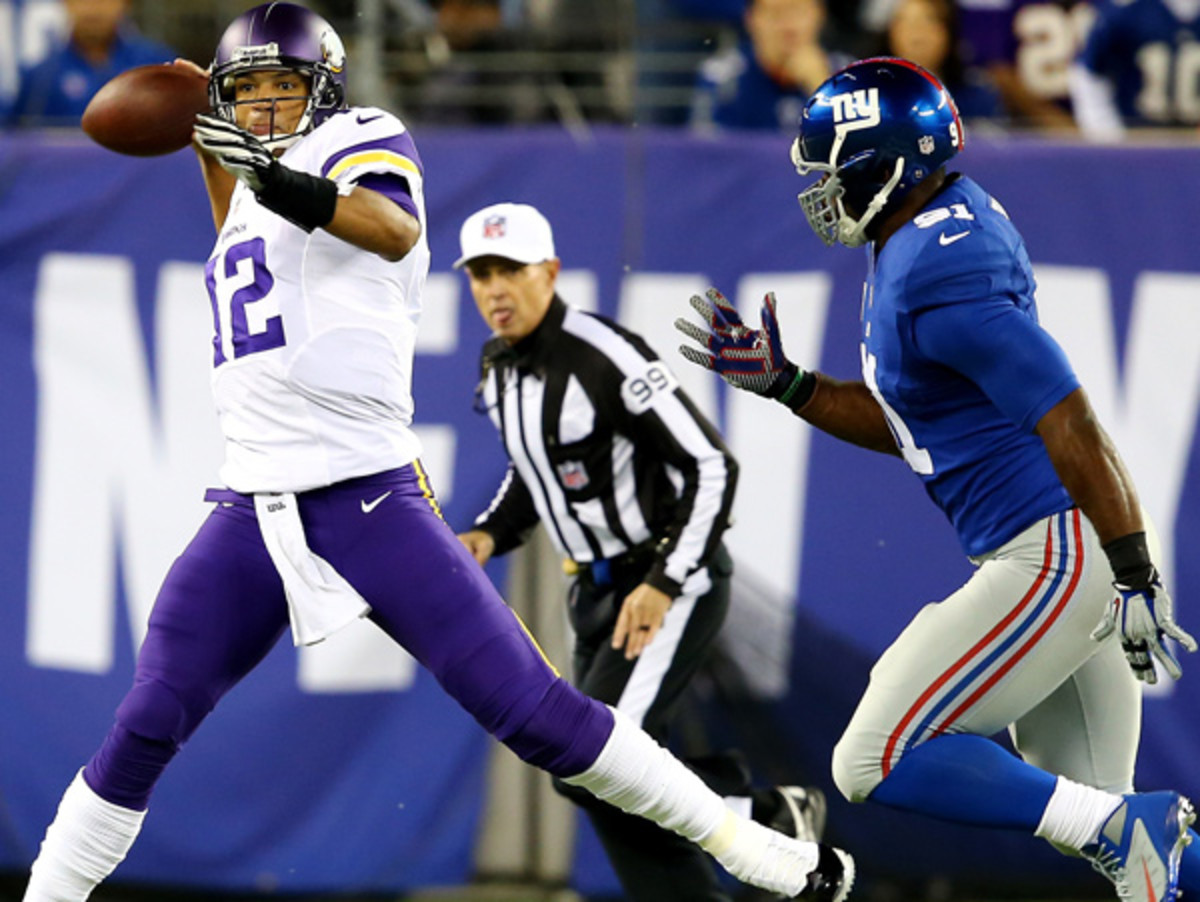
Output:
top-left (1069, 62), bottom-right (1126, 141)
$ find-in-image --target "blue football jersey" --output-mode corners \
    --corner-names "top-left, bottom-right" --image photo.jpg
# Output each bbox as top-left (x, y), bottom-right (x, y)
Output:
top-left (1079, 0), bottom-right (1200, 126)
top-left (862, 175), bottom-right (1078, 556)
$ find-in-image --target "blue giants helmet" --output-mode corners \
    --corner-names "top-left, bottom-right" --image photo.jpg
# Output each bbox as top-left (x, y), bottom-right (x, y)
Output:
top-left (791, 57), bottom-right (964, 247)
top-left (210, 2), bottom-right (347, 150)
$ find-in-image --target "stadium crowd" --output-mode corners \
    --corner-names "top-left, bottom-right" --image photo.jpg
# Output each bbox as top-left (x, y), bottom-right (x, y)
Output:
top-left (3, 0), bottom-right (1199, 138)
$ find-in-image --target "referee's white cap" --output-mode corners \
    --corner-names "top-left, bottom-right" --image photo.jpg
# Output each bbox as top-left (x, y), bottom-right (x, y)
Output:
top-left (454, 202), bottom-right (557, 269)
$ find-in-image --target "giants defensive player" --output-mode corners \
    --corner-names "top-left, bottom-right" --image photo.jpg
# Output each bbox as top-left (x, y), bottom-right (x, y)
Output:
top-left (21, 4), bottom-right (851, 900)
top-left (678, 57), bottom-right (1198, 902)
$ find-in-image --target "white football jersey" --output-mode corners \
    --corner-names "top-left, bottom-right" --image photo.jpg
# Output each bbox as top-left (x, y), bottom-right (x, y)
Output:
top-left (205, 107), bottom-right (430, 493)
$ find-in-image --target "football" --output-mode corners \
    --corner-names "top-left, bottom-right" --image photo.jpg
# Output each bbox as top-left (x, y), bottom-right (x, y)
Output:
top-left (82, 64), bottom-right (211, 157)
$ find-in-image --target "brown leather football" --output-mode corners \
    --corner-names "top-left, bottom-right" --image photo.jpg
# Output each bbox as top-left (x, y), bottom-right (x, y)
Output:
top-left (82, 64), bottom-right (211, 157)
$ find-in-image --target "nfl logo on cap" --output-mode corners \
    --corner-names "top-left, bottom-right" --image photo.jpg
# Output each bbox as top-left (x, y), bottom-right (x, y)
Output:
top-left (455, 202), bottom-right (557, 269)
top-left (483, 216), bottom-right (506, 239)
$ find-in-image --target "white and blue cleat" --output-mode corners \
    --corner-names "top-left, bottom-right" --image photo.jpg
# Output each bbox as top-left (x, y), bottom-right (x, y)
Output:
top-left (1084, 791), bottom-right (1195, 902)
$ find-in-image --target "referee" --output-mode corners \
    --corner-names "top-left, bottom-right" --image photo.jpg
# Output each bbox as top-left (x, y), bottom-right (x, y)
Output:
top-left (454, 202), bottom-right (824, 902)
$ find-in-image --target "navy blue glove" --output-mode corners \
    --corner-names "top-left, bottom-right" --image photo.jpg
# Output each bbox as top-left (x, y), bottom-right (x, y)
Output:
top-left (676, 288), bottom-right (801, 399)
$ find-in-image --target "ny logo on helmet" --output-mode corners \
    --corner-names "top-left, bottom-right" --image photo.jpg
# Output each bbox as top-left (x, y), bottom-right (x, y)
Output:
top-left (829, 88), bottom-right (880, 131)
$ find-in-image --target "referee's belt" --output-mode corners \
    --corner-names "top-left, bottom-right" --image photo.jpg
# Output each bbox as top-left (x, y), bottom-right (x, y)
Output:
top-left (563, 543), bottom-right (655, 588)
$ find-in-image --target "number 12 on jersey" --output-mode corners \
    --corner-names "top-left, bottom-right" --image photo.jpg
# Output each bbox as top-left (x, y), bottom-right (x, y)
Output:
top-left (204, 237), bottom-right (287, 366)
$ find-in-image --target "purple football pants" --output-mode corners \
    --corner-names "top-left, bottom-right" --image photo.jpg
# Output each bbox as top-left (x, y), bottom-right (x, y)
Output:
top-left (84, 464), bottom-right (614, 810)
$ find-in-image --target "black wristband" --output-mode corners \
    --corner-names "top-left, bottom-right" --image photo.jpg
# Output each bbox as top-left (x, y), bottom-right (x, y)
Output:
top-left (1103, 531), bottom-right (1155, 587)
top-left (255, 160), bottom-right (339, 233)
top-left (767, 363), bottom-right (817, 410)
top-left (765, 363), bottom-right (799, 399)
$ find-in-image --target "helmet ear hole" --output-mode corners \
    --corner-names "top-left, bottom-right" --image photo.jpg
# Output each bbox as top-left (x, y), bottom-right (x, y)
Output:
top-left (319, 79), bottom-right (344, 109)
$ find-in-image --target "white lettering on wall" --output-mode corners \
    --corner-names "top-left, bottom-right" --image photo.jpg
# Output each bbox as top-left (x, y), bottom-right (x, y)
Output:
top-left (1034, 267), bottom-right (1200, 585)
top-left (0, 0), bottom-right (66, 102)
top-left (25, 255), bottom-right (1200, 698)
top-left (618, 272), bottom-right (716, 412)
top-left (26, 254), bottom-right (459, 692)
top-left (416, 273), bottom-right (460, 354)
top-left (28, 255), bottom-right (217, 672)
top-left (615, 272), bottom-right (831, 697)
top-left (725, 274), bottom-right (831, 697)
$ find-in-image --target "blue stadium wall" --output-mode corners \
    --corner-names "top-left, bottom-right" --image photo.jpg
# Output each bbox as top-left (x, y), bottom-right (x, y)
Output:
top-left (1, 127), bottom-right (1198, 898)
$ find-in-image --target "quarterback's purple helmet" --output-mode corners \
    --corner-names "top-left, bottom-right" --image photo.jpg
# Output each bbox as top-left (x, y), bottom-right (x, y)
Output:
top-left (210, 2), bottom-right (347, 149)
top-left (791, 57), bottom-right (964, 247)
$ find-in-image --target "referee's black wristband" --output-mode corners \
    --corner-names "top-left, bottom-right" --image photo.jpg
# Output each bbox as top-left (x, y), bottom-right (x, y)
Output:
top-left (1103, 531), bottom-right (1155, 588)
top-left (256, 160), bottom-right (339, 233)
top-left (767, 363), bottom-right (817, 411)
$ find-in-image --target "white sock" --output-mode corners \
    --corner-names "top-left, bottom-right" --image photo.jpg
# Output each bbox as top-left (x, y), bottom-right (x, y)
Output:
top-left (1034, 775), bottom-right (1123, 852)
top-left (24, 770), bottom-right (147, 902)
top-left (563, 708), bottom-right (817, 895)
top-left (563, 708), bottom-right (727, 840)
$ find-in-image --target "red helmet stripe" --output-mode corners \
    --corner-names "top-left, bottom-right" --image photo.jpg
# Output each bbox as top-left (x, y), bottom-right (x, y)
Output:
top-left (854, 56), bottom-right (966, 150)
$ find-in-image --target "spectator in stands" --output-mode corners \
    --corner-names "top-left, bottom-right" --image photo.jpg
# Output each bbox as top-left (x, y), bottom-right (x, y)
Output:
top-left (3, 0), bottom-right (173, 127)
top-left (883, 0), bottom-right (1000, 122)
top-left (0, 0), bottom-right (67, 118)
top-left (955, 0), bottom-right (1094, 131)
top-left (403, 0), bottom-right (548, 126)
top-left (691, 0), bottom-right (847, 132)
top-left (1070, 0), bottom-right (1200, 139)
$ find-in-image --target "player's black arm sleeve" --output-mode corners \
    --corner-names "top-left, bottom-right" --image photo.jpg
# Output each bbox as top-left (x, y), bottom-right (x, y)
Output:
top-left (787, 373), bottom-right (901, 457)
top-left (474, 464), bottom-right (542, 556)
top-left (625, 390), bottom-right (739, 598)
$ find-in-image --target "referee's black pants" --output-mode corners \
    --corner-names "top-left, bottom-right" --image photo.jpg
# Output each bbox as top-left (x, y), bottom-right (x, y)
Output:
top-left (552, 543), bottom-right (741, 902)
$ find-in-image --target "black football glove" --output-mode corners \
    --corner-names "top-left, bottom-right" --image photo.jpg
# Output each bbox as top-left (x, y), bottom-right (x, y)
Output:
top-left (193, 113), bottom-right (337, 232)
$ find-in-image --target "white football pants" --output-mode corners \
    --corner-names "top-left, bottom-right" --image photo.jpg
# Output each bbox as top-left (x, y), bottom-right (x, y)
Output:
top-left (832, 508), bottom-right (1141, 802)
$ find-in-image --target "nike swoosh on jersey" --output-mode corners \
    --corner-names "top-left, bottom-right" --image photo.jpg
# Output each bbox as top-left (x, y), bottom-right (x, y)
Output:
top-left (938, 231), bottom-right (970, 246)
top-left (361, 491), bottom-right (392, 513)
top-left (357, 113), bottom-right (383, 124)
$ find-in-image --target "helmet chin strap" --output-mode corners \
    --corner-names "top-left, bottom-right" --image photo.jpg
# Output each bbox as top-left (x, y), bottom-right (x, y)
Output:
top-left (838, 156), bottom-right (906, 248)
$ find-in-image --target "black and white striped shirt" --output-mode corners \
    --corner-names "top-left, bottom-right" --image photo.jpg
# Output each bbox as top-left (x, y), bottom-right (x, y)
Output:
top-left (473, 296), bottom-right (738, 598)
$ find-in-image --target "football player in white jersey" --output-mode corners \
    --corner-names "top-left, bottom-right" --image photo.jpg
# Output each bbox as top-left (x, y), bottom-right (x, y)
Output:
top-left (20, 4), bottom-right (852, 901)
